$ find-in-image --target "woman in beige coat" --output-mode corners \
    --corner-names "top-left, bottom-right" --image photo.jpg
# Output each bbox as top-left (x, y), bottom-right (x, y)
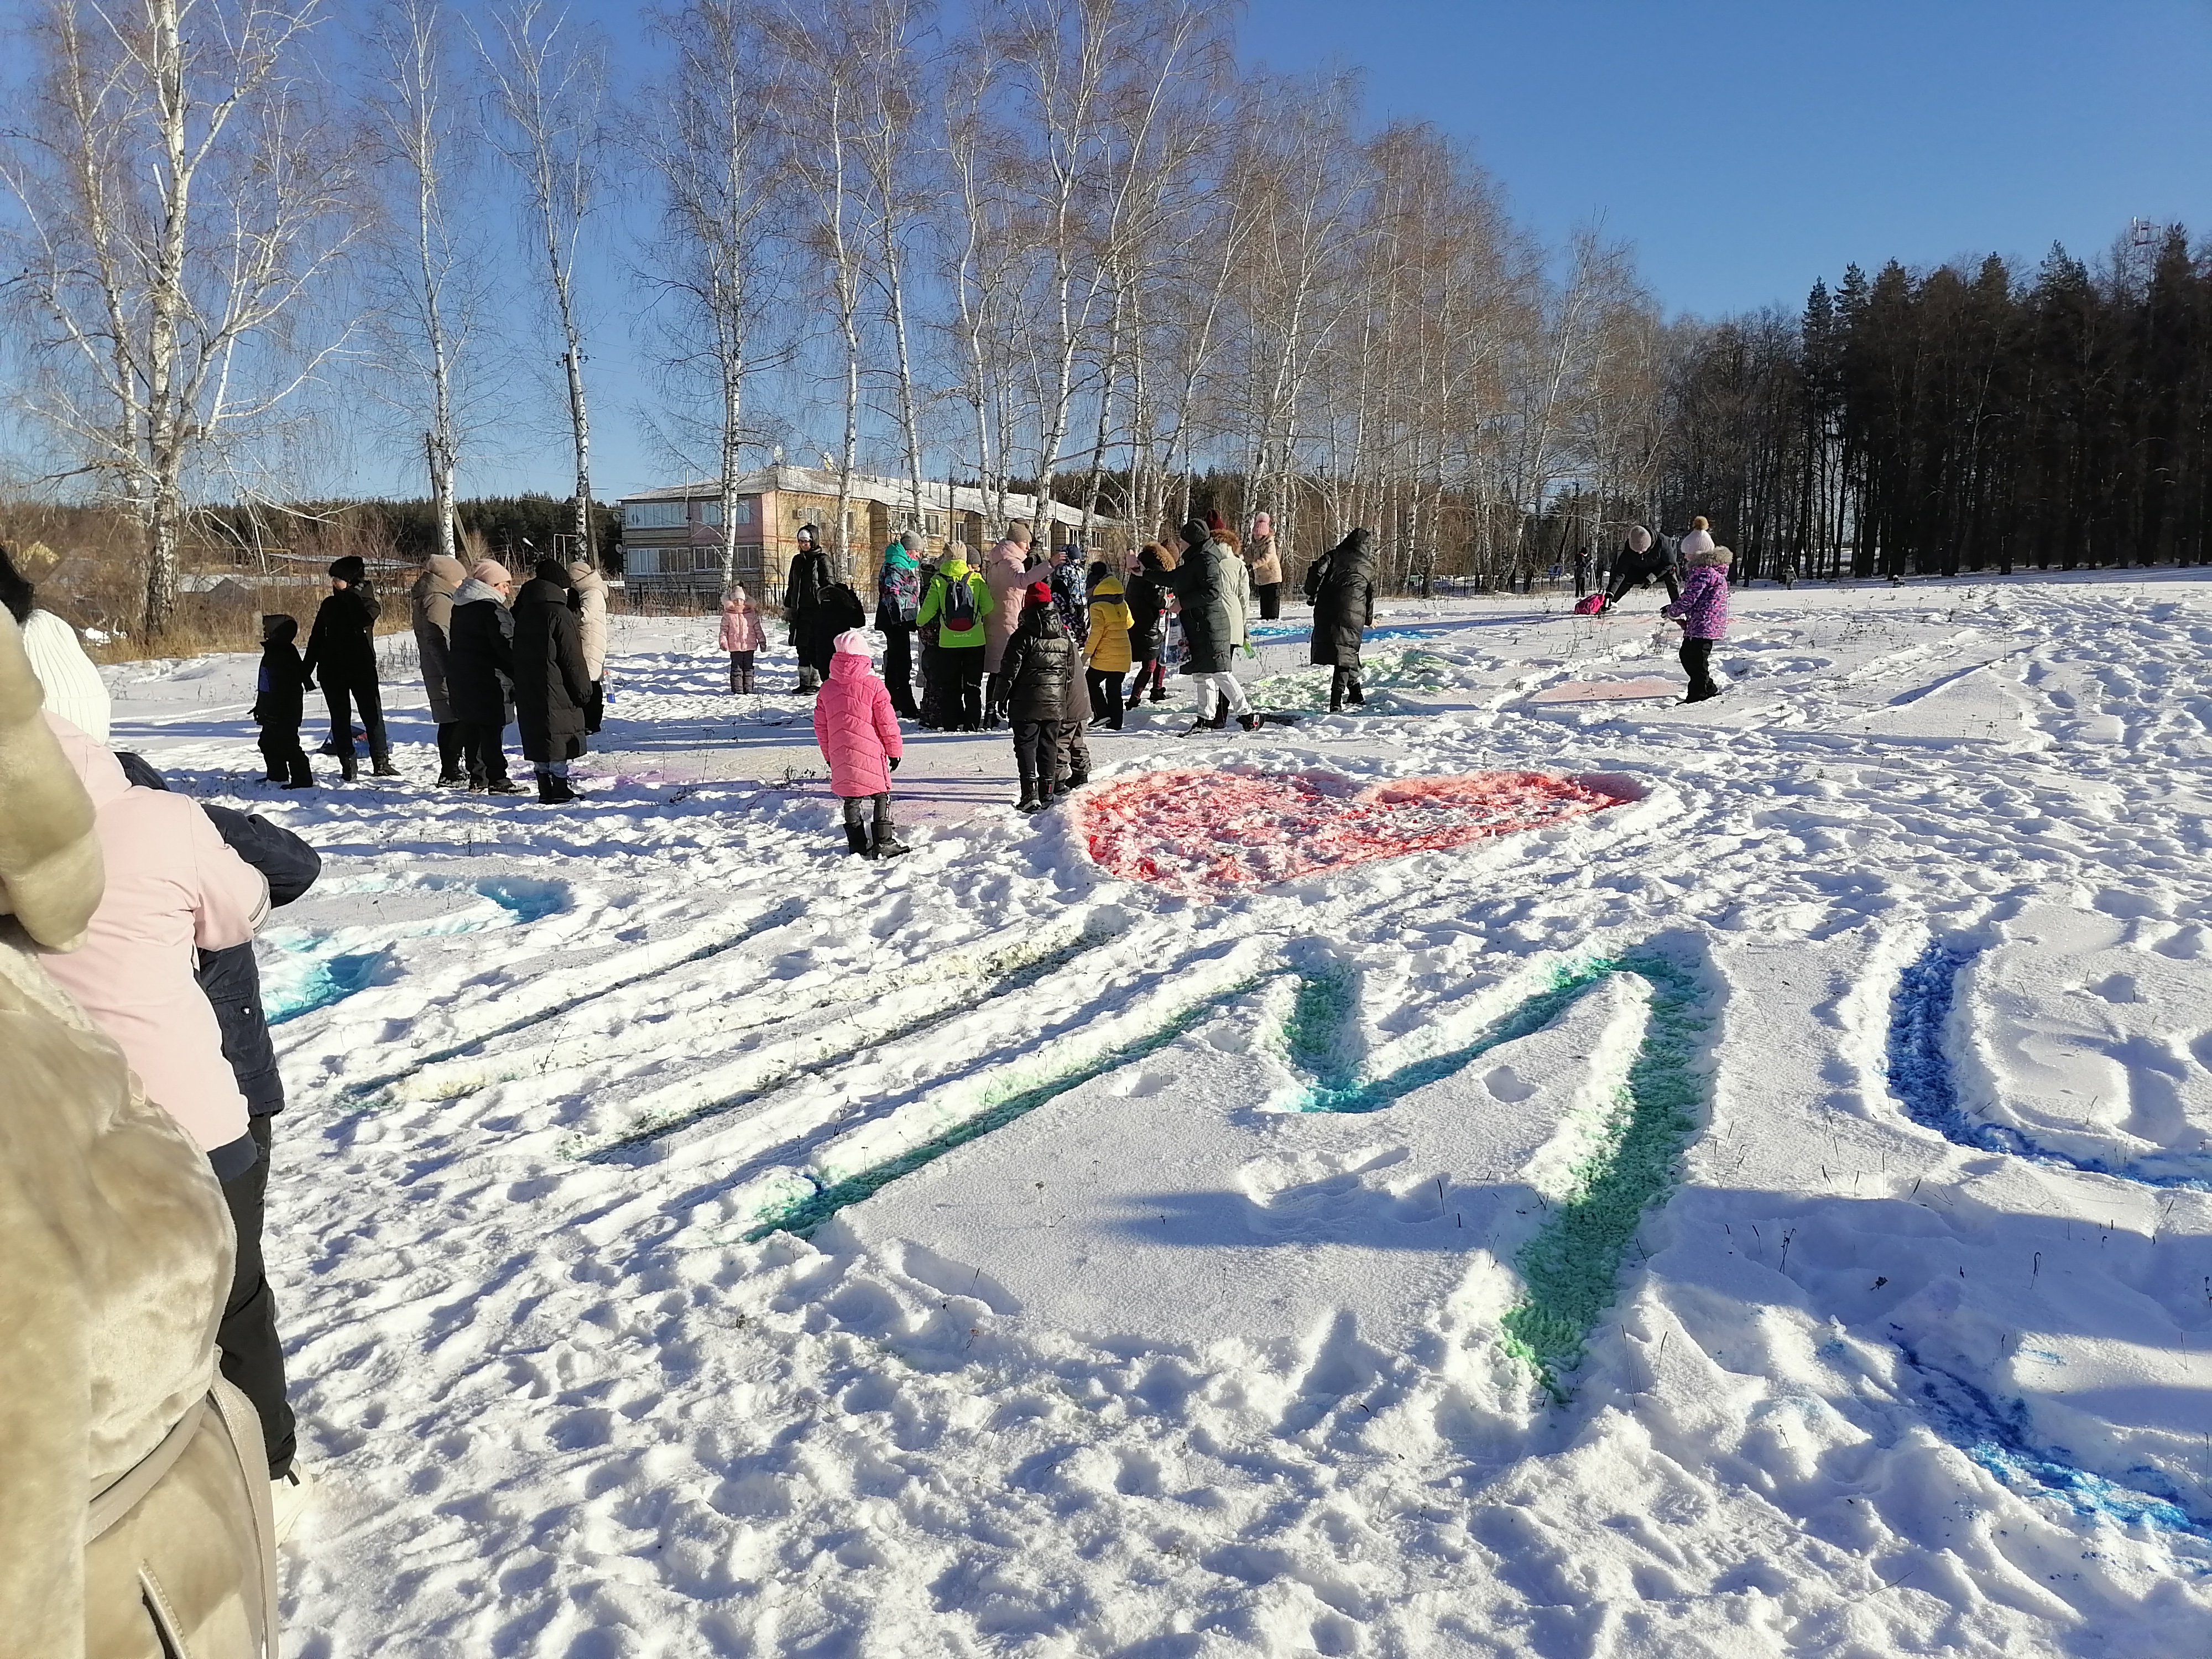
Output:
top-left (0, 611), bottom-right (279, 1658)
top-left (566, 558), bottom-right (609, 734)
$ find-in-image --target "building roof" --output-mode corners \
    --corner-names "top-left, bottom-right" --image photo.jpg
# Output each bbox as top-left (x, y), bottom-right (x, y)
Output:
top-left (619, 465), bottom-right (1119, 530)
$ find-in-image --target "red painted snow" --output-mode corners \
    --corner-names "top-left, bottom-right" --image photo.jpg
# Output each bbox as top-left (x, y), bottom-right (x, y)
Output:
top-left (1078, 768), bottom-right (1633, 895)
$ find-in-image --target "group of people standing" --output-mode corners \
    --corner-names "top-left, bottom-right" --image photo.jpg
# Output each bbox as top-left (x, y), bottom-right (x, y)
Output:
top-left (767, 509), bottom-right (1383, 846)
top-left (247, 550), bottom-right (611, 804)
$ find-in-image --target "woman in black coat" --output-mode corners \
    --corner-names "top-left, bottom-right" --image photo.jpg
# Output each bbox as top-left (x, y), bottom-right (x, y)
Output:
top-left (1120, 550), bottom-right (1166, 709)
top-left (445, 564), bottom-right (526, 794)
top-left (512, 559), bottom-right (593, 804)
top-left (1156, 521), bottom-right (1253, 731)
top-left (782, 525), bottom-right (833, 693)
top-left (299, 554), bottom-right (395, 781)
top-left (1308, 528), bottom-right (1378, 712)
top-left (796, 580), bottom-right (867, 689)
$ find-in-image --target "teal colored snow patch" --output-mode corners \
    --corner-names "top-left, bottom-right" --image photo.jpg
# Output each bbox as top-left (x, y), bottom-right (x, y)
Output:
top-left (742, 979), bottom-right (1264, 1240)
top-left (1887, 943), bottom-right (2212, 1191)
top-left (1899, 1341), bottom-right (2212, 1557)
top-left (265, 949), bottom-right (394, 1024)
top-left (439, 875), bottom-right (568, 925)
top-left (1499, 953), bottom-right (1712, 1402)
top-left (1292, 957), bottom-right (1619, 1116)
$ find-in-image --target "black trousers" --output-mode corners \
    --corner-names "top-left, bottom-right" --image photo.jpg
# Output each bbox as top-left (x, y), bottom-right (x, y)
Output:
top-left (881, 626), bottom-right (919, 717)
top-left (1606, 568), bottom-right (1681, 606)
top-left (462, 721), bottom-right (512, 784)
top-left (435, 721), bottom-right (466, 779)
top-left (1085, 670), bottom-right (1123, 728)
top-left (257, 722), bottom-right (308, 784)
top-left (1681, 637), bottom-right (1719, 700)
top-left (1330, 664), bottom-right (1365, 709)
top-left (1254, 583), bottom-right (1281, 620)
top-left (583, 680), bottom-right (604, 734)
top-left (219, 1115), bottom-right (294, 1479)
top-left (322, 677), bottom-right (388, 765)
top-left (940, 651), bottom-right (984, 730)
top-left (1013, 721), bottom-right (1062, 797)
top-left (728, 650), bottom-right (755, 691)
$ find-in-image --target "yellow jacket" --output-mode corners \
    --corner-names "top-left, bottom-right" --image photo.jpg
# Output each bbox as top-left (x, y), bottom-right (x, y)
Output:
top-left (1084, 577), bottom-right (1135, 671)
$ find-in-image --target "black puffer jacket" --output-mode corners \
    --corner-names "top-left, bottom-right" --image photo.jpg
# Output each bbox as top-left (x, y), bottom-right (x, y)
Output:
top-left (999, 605), bottom-right (1074, 723)
top-left (1156, 524), bottom-right (1235, 675)
top-left (446, 579), bottom-right (516, 726)
top-left (1123, 562), bottom-right (1164, 659)
top-left (300, 585), bottom-right (381, 687)
top-left (112, 754), bottom-right (322, 1119)
top-left (512, 563), bottom-right (593, 761)
top-left (1309, 529), bottom-right (1378, 666)
top-left (796, 582), bottom-right (867, 677)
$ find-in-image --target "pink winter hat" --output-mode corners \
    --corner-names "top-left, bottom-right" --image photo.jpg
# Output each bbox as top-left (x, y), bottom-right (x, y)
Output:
top-left (832, 629), bottom-right (873, 656)
top-left (469, 559), bottom-right (513, 587)
top-left (1252, 511), bottom-right (1272, 538)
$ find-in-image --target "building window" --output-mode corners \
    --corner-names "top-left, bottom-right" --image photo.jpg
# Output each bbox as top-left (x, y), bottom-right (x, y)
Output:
top-left (700, 500), bottom-right (720, 526)
top-left (624, 501), bottom-right (685, 529)
top-left (629, 547), bottom-right (662, 575)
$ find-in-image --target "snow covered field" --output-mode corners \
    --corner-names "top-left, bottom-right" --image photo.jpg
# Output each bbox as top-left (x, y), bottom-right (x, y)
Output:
top-left (109, 571), bottom-right (2212, 1656)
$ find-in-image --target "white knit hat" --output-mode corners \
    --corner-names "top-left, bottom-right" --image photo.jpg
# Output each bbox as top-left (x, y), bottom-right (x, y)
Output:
top-left (18, 610), bottom-right (111, 743)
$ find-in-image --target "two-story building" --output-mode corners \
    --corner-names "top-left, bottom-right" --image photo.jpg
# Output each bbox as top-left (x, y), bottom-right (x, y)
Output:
top-left (618, 465), bottom-right (1123, 604)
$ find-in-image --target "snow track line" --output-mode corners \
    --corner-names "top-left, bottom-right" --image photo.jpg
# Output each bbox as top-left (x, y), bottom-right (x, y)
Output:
top-left (339, 896), bottom-right (808, 1101)
top-left (1887, 942), bottom-right (2212, 1191)
top-left (1496, 951), bottom-right (1714, 1401)
top-left (738, 948), bottom-right (1275, 1240)
top-left (568, 916), bottom-right (1138, 1163)
top-left (1896, 1340), bottom-right (2212, 1548)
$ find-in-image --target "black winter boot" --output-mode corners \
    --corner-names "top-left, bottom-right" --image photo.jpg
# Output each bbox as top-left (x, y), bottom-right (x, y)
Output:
top-left (339, 754), bottom-right (358, 783)
top-left (845, 823), bottom-right (870, 854)
top-left (545, 773), bottom-right (578, 804)
top-left (1206, 702), bottom-right (1230, 729)
top-left (285, 756), bottom-right (313, 789)
top-left (870, 803), bottom-right (910, 859)
top-left (1238, 712), bottom-right (1262, 731)
top-left (537, 771), bottom-right (558, 804)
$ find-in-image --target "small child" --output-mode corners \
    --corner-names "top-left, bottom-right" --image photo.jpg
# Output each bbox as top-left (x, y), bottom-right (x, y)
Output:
top-left (719, 583), bottom-right (764, 693)
top-left (812, 629), bottom-right (908, 857)
top-left (1662, 542), bottom-right (1731, 703)
top-left (253, 613), bottom-right (313, 786)
top-left (999, 579), bottom-right (1073, 812)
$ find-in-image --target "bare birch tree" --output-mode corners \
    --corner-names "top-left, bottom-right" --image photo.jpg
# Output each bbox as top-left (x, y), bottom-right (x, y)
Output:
top-left (364, 0), bottom-right (479, 564)
top-left (641, 0), bottom-right (783, 587)
top-left (1, 0), bottom-right (359, 634)
top-left (479, 0), bottom-right (605, 559)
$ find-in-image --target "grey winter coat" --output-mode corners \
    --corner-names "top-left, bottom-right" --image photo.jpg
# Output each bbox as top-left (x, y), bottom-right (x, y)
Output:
top-left (1156, 528), bottom-right (1237, 675)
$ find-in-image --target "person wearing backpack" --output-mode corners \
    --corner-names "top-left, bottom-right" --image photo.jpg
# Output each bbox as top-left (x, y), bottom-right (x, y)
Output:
top-left (917, 549), bottom-right (994, 731)
top-left (874, 532), bottom-right (924, 719)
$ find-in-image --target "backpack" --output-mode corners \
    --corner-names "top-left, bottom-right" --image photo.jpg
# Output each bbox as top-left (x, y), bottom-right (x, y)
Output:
top-left (940, 573), bottom-right (977, 631)
top-left (1573, 592), bottom-right (1606, 615)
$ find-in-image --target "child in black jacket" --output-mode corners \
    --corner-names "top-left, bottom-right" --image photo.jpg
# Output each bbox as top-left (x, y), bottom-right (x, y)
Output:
top-left (254, 614), bottom-right (313, 787)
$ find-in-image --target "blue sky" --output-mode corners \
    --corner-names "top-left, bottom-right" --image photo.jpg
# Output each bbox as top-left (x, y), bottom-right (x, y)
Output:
top-left (1240, 0), bottom-right (2212, 319)
top-left (552, 0), bottom-right (2212, 495)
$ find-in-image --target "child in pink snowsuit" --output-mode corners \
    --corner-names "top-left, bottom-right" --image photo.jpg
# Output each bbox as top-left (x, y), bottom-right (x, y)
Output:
top-left (812, 630), bottom-right (909, 858)
top-left (1662, 543), bottom-right (1731, 702)
top-left (719, 584), bottom-right (765, 693)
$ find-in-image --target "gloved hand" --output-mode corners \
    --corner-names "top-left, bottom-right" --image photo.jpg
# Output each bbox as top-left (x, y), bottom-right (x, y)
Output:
top-left (888, 755), bottom-right (900, 771)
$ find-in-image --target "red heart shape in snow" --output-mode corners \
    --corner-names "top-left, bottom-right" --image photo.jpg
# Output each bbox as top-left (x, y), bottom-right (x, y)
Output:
top-left (1078, 768), bottom-right (1635, 895)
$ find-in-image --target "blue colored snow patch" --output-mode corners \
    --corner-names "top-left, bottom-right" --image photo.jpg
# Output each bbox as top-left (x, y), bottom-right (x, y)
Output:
top-left (1887, 942), bottom-right (2212, 1191)
top-left (1897, 1339), bottom-right (2212, 1553)
top-left (427, 875), bottom-right (569, 925)
top-left (265, 949), bottom-right (394, 1024)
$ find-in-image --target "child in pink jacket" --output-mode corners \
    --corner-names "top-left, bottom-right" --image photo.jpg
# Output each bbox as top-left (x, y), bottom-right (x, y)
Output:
top-left (812, 630), bottom-right (909, 858)
top-left (1661, 542), bottom-right (1731, 703)
top-left (38, 716), bottom-right (271, 1176)
top-left (719, 583), bottom-right (765, 693)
